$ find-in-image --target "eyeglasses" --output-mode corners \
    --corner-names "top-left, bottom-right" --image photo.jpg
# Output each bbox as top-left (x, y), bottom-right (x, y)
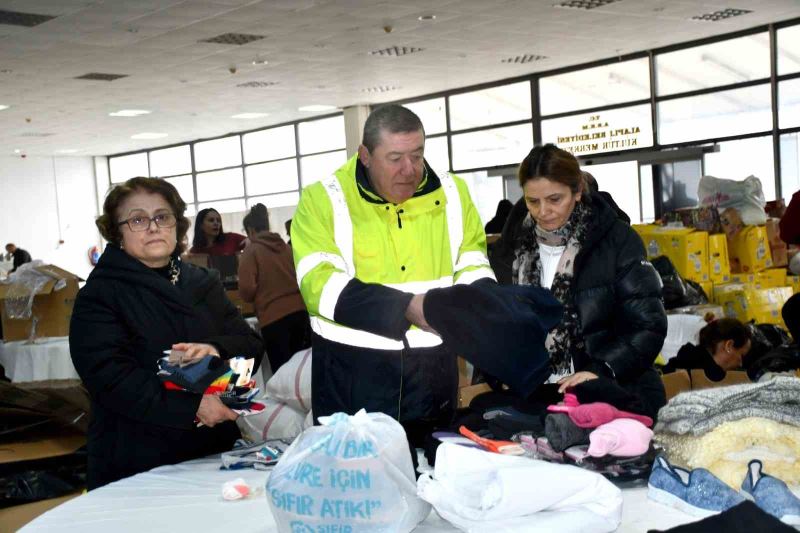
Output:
top-left (117, 213), bottom-right (177, 232)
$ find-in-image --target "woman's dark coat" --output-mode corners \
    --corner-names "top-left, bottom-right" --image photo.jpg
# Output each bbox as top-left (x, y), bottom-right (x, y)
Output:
top-left (70, 245), bottom-right (263, 489)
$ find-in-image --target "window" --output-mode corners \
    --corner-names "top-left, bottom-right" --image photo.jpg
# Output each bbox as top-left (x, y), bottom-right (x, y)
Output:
top-left (164, 174), bottom-right (194, 203)
top-left (403, 97), bottom-right (446, 135)
top-left (457, 171), bottom-right (504, 226)
top-left (778, 24), bottom-right (800, 76)
top-left (584, 161), bottom-right (642, 223)
top-left (704, 136), bottom-right (776, 201)
top-left (540, 58), bottom-right (649, 116)
top-left (193, 136), bottom-right (242, 171)
top-left (449, 82), bottom-right (531, 130)
top-left (198, 198), bottom-right (246, 214)
top-left (298, 116), bottom-right (345, 155)
top-left (149, 145), bottom-right (191, 177)
top-left (658, 84), bottom-right (772, 145)
top-left (245, 159), bottom-right (299, 196)
top-left (247, 191), bottom-right (300, 209)
top-left (780, 133), bottom-right (800, 202)
top-left (109, 153), bottom-right (148, 183)
top-left (779, 78), bottom-right (800, 130)
top-left (424, 136), bottom-right (449, 174)
top-left (242, 125), bottom-right (296, 164)
top-left (451, 124), bottom-right (532, 171)
top-left (300, 150), bottom-right (347, 187)
top-left (541, 104), bottom-right (653, 156)
top-left (656, 34), bottom-right (769, 96)
top-left (195, 168), bottom-right (244, 201)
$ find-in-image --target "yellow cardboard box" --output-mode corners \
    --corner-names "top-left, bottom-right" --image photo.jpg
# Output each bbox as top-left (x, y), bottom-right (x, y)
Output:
top-left (789, 275), bottom-right (800, 294)
top-left (716, 286), bottom-right (792, 325)
top-left (730, 273), bottom-right (757, 284)
top-left (646, 227), bottom-right (709, 283)
top-left (712, 282), bottom-right (748, 304)
top-left (699, 281), bottom-right (714, 299)
top-left (708, 234), bottom-right (731, 285)
top-left (756, 268), bottom-right (788, 289)
top-left (728, 226), bottom-right (773, 273)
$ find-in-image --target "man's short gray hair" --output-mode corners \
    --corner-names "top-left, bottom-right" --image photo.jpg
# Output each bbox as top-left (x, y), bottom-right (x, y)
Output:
top-left (362, 104), bottom-right (425, 153)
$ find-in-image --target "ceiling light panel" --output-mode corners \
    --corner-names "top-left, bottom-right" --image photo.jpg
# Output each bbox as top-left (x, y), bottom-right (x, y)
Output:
top-left (131, 132), bottom-right (168, 140)
top-left (0, 8), bottom-right (56, 27)
top-left (369, 46), bottom-right (425, 57)
top-left (236, 81), bottom-right (280, 88)
top-left (199, 33), bottom-right (266, 45)
top-left (232, 113), bottom-right (269, 119)
top-left (502, 54), bottom-right (548, 64)
top-left (298, 105), bottom-right (336, 112)
top-left (109, 109), bottom-right (151, 117)
top-left (691, 9), bottom-right (753, 22)
top-left (75, 73), bottom-right (129, 81)
top-left (361, 85), bottom-right (400, 93)
top-left (554, 0), bottom-right (621, 9)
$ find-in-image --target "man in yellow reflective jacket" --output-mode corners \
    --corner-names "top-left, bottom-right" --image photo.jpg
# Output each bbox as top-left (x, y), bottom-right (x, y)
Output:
top-left (292, 105), bottom-right (495, 444)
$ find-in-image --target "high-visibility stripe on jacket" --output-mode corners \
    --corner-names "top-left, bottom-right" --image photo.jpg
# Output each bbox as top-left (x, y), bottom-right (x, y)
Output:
top-left (292, 154), bottom-right (494, 350)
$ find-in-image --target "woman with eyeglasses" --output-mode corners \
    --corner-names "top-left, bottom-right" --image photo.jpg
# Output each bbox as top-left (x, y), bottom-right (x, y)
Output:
top-left (189, 207), bottom-right (246, 255)
top-left (69, 177), bottom-right (263, 489)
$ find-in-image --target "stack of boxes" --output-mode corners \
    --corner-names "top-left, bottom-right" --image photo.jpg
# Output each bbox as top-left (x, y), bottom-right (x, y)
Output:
top-left (634, 205), bottom-right (796, 329)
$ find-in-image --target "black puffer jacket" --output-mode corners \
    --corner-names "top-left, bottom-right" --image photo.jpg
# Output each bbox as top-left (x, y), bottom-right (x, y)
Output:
top-left (491, 192), bottom-right (667, 384)
top-left (70, 245), bottom-right (263, 489)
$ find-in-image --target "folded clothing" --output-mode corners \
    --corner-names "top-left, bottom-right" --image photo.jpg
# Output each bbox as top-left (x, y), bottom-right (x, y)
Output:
top-left (588, 419), bottom-right (653, 458)
top-left (655, 416), bottom-right (800, 488)
top-left (545, 413), bottom-right (591, 452)
top-left (157, 355), bottom-right (230, 394)
top-left (571, 374), bottom-right (665, 420)
top-left (654, 376), bottom-right (800, 436)
top-left (417, 442), bottom-right (623, 532)
top-left (548, 394), bottom-right (654, 428)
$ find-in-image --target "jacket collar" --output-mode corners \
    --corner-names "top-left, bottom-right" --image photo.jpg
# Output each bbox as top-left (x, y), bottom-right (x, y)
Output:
top-left (355, 157), bottom-right (441, 204)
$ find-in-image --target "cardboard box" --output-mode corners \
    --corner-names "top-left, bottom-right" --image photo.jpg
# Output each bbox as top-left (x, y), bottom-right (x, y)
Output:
top-left (720, 208), bottom-right (744, 239)
top-left (670, 303), bottom-right (724, 321)
top-left (765, 199), bottom-right (786, 219)
top-left (646, 227), bottom-right (709, 283)
top-left (0, 265), bottom-right (81, 342)
top-left (789, 275), bottom-right (800, 294)
top-left (0, 492), bottom-right (81, 532)
top-left (457, 383), bottom-right (491, 409)
top-left (729, 274), bottom-right (757, 284)
top-left (756, 268), bottom-right (788, 289)
top-left (698, 281), bottom-right (714, 300)
top-left (765, 218), bottom-right (783, 246)
top-left (661, 370), bottom-right (691, 400)
top-left (712, 282), bottom-right (749, 303)
top-left (708, 234), bottom-right (731, 285)
top-left (728, 226), bottom-right (773, 273)
top-left (715, 286), bottom-right (792, 325)
top-left (664, 206), bottom-right (721, 233)
top-left (0, 379), bottom-right (90, 435)
top-left (689, 369), bottom-right (750, 390)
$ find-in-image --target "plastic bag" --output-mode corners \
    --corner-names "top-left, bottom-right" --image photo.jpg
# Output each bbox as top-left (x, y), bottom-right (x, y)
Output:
top-left (698, 175), bottom-right (767, 226)
top-left (651, 256), bottom-right (688, 310)
top-left (2, 260), bottom-right (50, 321)
top-left (266, 409), bottom-right (430, 532)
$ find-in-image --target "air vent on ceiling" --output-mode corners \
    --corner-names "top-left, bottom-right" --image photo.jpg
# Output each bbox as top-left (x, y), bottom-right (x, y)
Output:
top-left (691, 8), bottom-right (752, 21)
top-left (236, 81), bottom-right (279, 88)
top-left (19, 132), bottom-right (55, 137)
top-left (502, 54), bottom-right (548, 64)
top-left (369, 46), bottom-right (424, 57)
top-left (554, 0), bottom-right (621, 9)
top-left (75, 72), bottom-right (128, 81)
top-left (0, 8), bottom-right (56, 27)
top-left (200, 33), bottom-right (266, 45)
top-left (361, 85), bottom-right (400, 93)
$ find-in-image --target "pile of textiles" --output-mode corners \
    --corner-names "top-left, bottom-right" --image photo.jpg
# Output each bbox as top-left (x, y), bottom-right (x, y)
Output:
top-left (654, 375), bottom-right (800, 487)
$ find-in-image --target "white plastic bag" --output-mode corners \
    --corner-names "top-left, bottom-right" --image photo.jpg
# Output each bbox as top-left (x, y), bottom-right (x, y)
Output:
top-left (266, 348), bottom-right (311, 412)
top-left (236, 399), bottom-right (306, 443)
top-left (698, 175), bottom-right (767, 225)
top-left (266, 410), bottom-right (430, 532)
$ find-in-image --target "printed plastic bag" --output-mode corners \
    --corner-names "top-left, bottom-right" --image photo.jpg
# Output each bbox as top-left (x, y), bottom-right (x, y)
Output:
top-left (266, 409), bottom-right (430, 532)
top-left (698, 175), bottom-right (767, 226)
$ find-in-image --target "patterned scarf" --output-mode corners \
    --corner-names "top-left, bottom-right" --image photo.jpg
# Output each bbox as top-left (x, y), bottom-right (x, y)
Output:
top-left (512, 200), bottom-right (591, 377)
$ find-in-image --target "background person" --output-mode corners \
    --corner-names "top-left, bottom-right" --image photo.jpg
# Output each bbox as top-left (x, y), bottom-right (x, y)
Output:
top-left (70, 177), bottom-right (263, 489)
top-left (661, 318), bottom-right (751, 381)
top-left (5, 243), bottom-right (32, 273)
top-left (238, 203), bottom-right (310, 374)
top-left (190, 208), bottom-right (246, 255)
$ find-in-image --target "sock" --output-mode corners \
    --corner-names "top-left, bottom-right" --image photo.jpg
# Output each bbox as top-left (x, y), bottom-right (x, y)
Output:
top-left (545, 413), bottom-right (592, 452)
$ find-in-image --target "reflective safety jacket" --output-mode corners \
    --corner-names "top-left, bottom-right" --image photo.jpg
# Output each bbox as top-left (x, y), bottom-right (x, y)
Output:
top-left (291, 154), bottom-right (494, 421)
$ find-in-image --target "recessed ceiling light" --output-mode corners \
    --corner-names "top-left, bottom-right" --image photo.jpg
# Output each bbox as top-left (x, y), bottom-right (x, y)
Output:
top-left (418, 14), bottom-right (436, 21)
top-left (56, 149), bottom-right (79, 154)
top-left (0, 105), bottom-right (9, 110)
top-left (13, 148), bottom-right (21, 153)
top-left (298, 105), bottom-right (336, 112)
top-left (231, 112), bottom-right (270, 119)
top-left (131, 132), bottom-right (168, 140)
top-left (252, 57), bottom-right (268, 65)
top-left (109, 109), bottom-right (151, 117)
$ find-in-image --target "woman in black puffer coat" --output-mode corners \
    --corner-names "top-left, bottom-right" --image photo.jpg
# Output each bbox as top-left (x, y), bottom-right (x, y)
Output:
top-left (491, 144), bottom-right (667, 418)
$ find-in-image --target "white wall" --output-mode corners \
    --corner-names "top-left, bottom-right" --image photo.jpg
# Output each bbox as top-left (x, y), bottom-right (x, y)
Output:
top-left (0, 155), bottom-right (100, 279)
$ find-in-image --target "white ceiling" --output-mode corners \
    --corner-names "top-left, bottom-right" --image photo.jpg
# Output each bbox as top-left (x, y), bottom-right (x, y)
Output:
top-left (0, 0), bottom-right (798, 157)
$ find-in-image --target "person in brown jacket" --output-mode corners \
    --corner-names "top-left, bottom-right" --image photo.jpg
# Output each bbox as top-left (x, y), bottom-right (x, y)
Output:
top-left (239, 203), bottom-right (310, 374)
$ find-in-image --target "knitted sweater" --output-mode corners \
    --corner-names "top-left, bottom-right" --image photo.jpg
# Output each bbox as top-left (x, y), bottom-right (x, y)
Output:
top-left (654, 376), bottom-right (800, 436)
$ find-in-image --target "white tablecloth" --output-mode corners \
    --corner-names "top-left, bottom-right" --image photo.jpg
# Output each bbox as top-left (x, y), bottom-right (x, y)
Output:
top-left (20, 455), bottom-right (698, 533)
top-left (0, 336), bottom-right (77, 382)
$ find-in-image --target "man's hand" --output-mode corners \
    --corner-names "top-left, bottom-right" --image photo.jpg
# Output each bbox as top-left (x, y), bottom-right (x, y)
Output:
top-left (171, 343), bottom-right (219, 366)
top-left (557, 371), bottom-right (599, 394)
top-left (196, 394), bottom-right (238, 427)
top-left (405, 294), bottom-right (437, 334)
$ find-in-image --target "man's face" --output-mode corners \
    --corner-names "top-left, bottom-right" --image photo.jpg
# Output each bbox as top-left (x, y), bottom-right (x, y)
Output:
top-left (358, 129), bottom-right (425, 204)
top-left (5, 245), bottom-right (14, 254)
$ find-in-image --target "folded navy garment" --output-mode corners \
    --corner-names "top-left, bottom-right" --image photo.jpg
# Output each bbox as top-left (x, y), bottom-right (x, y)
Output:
top-left (157, 355), bottom-right (230, 394)
top-left (424, 281), bottom-right (563, 397)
